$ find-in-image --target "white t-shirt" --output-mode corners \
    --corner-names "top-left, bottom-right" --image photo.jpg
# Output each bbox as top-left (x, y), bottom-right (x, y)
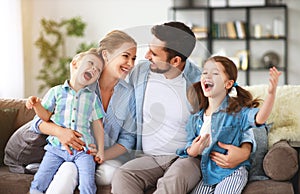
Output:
top-left (142, 71), bottom-right (191, 155)
top-left (200, 114), bottom-right (212, 146)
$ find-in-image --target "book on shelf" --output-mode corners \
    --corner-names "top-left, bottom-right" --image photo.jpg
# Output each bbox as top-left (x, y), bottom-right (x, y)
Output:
top-left (226, 22), bottom-right (237, 39)
top-left (192, 26), bottom-right (208, 39)
top-left (234, 21), bottom-right (246, 39)
top-left (211, 22), bottom-right (238, 39)
top-left (228, 0), bottom-right (265, 7)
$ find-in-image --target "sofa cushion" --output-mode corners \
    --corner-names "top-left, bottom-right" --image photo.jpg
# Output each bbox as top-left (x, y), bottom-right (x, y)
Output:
top-left (0, 166), bottom-right (34, 194)
top-left (0, 108), bottom-right (18, 166)
top-left (243, 179), bottom-right (294, 194)
top-left (0, 98), bottom-right (35, 131)
top-left (245, 85), bottom-right (300, 147)
top-left (263, 140), bottom-right (298, 181)
top-left (248, 127), bottom-right (269, 181)
top-left (4, 121), bottom-right (47, 173)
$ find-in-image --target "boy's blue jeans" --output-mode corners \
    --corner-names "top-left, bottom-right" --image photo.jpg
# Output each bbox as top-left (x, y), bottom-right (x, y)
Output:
top-left (30, 144), bottom-right (96, 194)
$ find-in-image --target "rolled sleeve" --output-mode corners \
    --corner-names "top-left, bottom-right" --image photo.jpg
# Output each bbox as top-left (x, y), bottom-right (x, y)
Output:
top-left (246, 108), bottom-right (259, 127)
top-left (30, 115), bottom-right (43, 134)
top-left (241, 129), bottom-right (257, 153)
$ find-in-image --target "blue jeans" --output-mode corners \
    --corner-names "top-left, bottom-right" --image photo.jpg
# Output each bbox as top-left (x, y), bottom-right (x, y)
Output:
top-left (30, 144), bottom-right (96, 194)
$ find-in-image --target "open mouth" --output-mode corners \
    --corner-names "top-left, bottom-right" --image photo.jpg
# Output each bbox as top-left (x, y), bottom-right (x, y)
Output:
top-left (84, 72), bottom-right (92, 80)
top-left (204, 81), bottom-right (214, 89)
top-left (120, 65), bottom-right (130, 73)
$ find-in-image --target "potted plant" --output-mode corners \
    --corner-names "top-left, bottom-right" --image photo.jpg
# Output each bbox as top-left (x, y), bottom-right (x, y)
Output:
top-left (35, 16), bottom-right (97, 93)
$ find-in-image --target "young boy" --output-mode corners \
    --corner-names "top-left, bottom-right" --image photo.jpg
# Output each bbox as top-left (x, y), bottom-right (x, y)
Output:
top-left (26, 48), bottom-right (105, 194)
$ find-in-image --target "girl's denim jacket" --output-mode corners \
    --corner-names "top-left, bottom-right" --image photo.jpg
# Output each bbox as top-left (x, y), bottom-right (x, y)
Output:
top-left (177, 95), bottom-right (264, 185)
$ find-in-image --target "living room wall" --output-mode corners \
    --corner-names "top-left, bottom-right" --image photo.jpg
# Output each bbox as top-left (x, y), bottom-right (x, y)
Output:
top-left (19, 0), bottom-right (300, 97)
top-left (0, 0), bottom-right (24, 98)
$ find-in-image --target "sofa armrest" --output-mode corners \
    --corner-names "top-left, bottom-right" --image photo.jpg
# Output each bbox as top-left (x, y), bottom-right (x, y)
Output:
top-left (263, 140), bottom-right (298, 181)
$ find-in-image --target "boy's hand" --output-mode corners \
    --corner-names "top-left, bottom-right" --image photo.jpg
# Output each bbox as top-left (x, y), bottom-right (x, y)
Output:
top-left (268, 67), bottom-right (281, 95)
top-left (26, 96), bottom-right (41, 109)
top-left (94, 151), bottom-right (105, 164)
top-left (86, 143), bottom-right (97, 156)
top-left (86, 144), bottom-right (104, 164)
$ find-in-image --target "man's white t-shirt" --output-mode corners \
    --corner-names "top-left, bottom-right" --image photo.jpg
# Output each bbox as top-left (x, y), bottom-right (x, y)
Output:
top-left (142, 71), bottom-right (191, 155)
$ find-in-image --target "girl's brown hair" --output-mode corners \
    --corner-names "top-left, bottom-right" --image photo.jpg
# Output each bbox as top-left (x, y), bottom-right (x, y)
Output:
top-left (188, 56), bottom-right (261, 114)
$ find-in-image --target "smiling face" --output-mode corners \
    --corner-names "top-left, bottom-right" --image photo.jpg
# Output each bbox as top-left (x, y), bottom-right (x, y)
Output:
top-left (71, 53), bottom-right (103, 89)
top-left (201, 60), bottom-right (232, 98)
top-left (145, 36), bottom-right (172, 74)
top-left (103, 42), bottom-right (137, 80)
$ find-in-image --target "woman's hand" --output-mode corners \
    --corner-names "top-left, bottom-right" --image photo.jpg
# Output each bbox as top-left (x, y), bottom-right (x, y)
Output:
top-left (55, 126), bottom-right (85, 155)
top-left (210, 142), bottom-right (251, 168)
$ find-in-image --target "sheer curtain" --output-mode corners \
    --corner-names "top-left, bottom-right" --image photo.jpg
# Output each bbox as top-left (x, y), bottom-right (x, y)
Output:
top-left (0, 0), bottom-right (24, 98)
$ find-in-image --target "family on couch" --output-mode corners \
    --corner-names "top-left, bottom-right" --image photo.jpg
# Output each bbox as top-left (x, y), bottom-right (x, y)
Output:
top-left (14, 21), bottom-right (280, 194)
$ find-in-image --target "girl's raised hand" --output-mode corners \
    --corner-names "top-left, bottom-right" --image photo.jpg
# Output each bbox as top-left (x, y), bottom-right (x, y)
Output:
top-left (268, 67), bottom-right (281, 95)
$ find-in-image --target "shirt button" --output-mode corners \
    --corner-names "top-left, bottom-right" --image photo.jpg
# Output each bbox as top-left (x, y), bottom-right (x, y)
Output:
top-left (72, 120), bottom-right (75, 123)
top-left (73, 108), bottom-right (76, 111)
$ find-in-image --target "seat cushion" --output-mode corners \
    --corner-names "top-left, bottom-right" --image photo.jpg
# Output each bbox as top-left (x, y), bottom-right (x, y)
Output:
top-left (243, 179), bottom-right (294, 194)
top-left (0, 166), bottom-right (33, 194)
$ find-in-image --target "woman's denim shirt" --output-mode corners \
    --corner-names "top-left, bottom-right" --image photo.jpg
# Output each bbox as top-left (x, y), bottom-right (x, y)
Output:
top-left (177, 95), bottom-right (263, 185)
top-left (31, 80), bottom-right (136, 157)
top-left (128, 59), bottom-right (201, 153)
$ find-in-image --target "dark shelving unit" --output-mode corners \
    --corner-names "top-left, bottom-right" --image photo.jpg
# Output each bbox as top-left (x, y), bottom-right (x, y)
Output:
top-left (169, 4), bottom-right (288, 85)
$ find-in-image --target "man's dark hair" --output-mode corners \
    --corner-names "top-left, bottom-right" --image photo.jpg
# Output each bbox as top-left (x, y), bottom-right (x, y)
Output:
top-left (151, 21), bottom-right (196, 62)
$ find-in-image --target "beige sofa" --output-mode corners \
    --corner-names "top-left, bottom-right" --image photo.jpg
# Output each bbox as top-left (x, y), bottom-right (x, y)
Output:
top-left (0, 85), bottom-right (299, 194)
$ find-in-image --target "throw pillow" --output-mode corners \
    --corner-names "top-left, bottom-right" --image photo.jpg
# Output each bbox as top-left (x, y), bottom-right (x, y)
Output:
top-left (263, 140), bottom-right (298, 181)
top-left (4, 121), bottom-right (47, 173)
top-left (248, 126), bottom-right (270, 181)
top-left (0, 108), bottom-right (18, 166)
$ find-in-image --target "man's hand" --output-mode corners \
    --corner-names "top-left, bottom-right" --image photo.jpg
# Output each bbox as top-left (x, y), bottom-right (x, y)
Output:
top-left (210, 142), bottom-right (251, 168)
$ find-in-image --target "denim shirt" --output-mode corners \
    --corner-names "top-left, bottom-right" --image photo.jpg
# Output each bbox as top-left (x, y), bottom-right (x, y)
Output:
top-left (31, 80), bottom-right (136, 157)
top-left (128, 59), bottom-right (202, 152)
top-left (177, 95), bottom-right (262, 185)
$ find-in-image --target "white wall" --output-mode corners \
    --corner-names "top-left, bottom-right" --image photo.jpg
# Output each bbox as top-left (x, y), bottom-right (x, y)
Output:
top-left (21, 0), bottom-right (173, 97)
top-left (18, 0), bottom-right (300, 97)
top-left (0, 0), bottom-right (24, 98)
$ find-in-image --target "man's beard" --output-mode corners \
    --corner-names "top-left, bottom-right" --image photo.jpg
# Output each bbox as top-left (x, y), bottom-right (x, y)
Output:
top-left (150, 63), bottom-right (171, 74)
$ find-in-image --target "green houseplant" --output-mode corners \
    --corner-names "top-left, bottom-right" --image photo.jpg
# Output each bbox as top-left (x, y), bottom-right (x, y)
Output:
top-left (35, 16), bottom-right (97, 93)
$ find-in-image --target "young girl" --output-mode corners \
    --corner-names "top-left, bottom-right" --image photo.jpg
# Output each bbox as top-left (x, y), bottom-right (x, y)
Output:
top-left (180, 56), bottom-right (281, 194)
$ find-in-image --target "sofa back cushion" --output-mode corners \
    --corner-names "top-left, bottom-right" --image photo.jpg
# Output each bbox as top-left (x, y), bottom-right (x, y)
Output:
top-left (248, 127), bottom-right (269, 181)
top-left (4, 121), bottom-right (47, 173)
top-left (0, 108), bottom-right (18, 166)
top-left (0, 99), bottom-right (35, 166)
top-left (244, 85), bottom-right (300, 147)
top-left (0, 99), bottom-right (35, 130)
